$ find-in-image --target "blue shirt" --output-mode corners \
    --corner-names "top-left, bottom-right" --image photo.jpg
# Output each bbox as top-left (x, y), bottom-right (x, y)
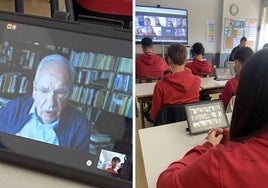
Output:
top-left (16, 103), bottom-right (59, 145)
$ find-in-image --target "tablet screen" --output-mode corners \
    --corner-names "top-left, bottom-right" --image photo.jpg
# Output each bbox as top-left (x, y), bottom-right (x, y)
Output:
top-left (214, 67), bottom-right (233, 81)
top-left (185, 100), bottom-right (229, 135)
top-left (0, 11), bottom-right (132, 188)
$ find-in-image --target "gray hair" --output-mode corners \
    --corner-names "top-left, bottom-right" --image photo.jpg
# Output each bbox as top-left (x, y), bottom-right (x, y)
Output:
top-left (34, 54), bottom-right (75, 83)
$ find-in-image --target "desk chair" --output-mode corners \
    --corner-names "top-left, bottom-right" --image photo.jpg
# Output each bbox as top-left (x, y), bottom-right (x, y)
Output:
top-left (154, 104), bottom-right (187, 126)
top-left (70, 0), bottom-right (132, 29)
top-left (226, 95), bottom-right (236, 113)
top-left (14, 0), bottom-right (60, 18)
top-left (226, 61), bottom-right (236, 77)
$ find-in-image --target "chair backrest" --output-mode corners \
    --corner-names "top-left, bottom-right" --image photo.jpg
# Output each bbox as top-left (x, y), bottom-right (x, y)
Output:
top-left (154, 104), bottom-right (187, 126)
top-left (226, 61), bottom-right (236, 77)
top-left (78, 15), bottom-right (124, 29)
top-left (226, 95), bottom-right (236, 113)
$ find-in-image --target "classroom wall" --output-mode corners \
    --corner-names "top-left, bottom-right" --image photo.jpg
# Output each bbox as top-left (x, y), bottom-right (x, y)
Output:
top-left (136, 0), bottom-right (262, 67)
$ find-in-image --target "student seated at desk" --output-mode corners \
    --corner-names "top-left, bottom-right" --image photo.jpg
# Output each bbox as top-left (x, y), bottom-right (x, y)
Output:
top-left (149, 43), bottom-right (200, 121)
top-left (219, 46), bottom-right (253, 109)
top-left (136, 37), bottom-right (170, 80)
top-left (157, 49), bottom-right (268, 188)
top-left (185, 42), bottom-right (213, 77)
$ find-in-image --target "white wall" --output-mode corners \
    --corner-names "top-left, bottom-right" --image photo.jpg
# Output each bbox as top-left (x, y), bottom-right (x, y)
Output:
top-left (136, 0), bottom-right (261, 55)
top-left (221, 0), bottom-right (261, 52)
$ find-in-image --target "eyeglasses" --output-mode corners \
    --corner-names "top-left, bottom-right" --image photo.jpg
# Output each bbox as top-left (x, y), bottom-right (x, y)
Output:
top-left (35, 85), bottom-right (69, 99)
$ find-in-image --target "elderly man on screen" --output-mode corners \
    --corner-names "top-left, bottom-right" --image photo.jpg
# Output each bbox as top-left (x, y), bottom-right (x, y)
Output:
top-left (0, 54), bottom-right (91, 151)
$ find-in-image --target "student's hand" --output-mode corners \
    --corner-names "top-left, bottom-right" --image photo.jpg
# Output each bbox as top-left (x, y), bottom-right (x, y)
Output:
top-left (206, 128), bottom-right (223, 146)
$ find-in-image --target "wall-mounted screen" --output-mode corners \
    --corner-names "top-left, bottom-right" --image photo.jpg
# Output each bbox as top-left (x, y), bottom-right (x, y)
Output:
top-left (135, 5), bottom-right (188, 44)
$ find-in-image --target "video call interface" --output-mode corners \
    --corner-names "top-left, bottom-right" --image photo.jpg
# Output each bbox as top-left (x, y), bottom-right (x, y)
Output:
top-left (136, 6), bottom-right (188, 43)
top-left (185, 101), bottom-right (229, 134)
top-left (0, 19), bottom-right (132, 182)
top-left (215, 67), bottom-right (233, 81)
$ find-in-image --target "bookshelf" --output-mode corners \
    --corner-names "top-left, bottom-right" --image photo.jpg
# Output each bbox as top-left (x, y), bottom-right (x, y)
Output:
top-left (0, 41), bottom-right (133, 123)
top-left (69, 50), bottom-right (133, 122)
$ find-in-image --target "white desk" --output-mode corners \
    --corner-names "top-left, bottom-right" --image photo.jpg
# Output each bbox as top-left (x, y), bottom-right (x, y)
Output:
top-left (139, 113), bottom-right (231, 188)
top-left (135, 77), bottom-right (227, 99)
top-left (0, 161), bottom-right (96, 188)
top-left (135, 82), bottom-right (156, 99)
top-left (201, 77), bottom-right (227, 90)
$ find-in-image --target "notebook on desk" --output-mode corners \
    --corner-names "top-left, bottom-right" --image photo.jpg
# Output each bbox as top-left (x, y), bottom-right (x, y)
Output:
top-left (214, 67), bottom-right (233, 81)
top-left (185, 100), bottom-right (229, 135)
top-left (0, 10), bottom-right (132, 188)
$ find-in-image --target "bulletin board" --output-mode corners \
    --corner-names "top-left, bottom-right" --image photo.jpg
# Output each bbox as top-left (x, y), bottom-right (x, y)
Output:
top-left (224, 18), bottom-right (258, 50)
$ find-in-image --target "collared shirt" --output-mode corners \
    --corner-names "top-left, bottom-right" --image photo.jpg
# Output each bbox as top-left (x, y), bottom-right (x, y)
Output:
top-left (16, 103), bottom-right (59, 145)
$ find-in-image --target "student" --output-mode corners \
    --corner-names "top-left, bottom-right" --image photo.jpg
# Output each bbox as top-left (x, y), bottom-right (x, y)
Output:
top-left (105, 156), bottom-right (121, 174)
top-left (72, 0), bottom-right (132, 28)
top-left (136, 37), bottom-right (170, 79)
top-left (185, 42), bottom-right (213, 76)
top-left (0, 54), bottom-right (91, 151)
top-left (154, 17), bottom-right (162, 27)
top-left (229, 36), bottom-right (247, 61)
top-left (149, 43), bottom-right (200, 121)
top-left (220, 46), bottom-right (254, 109)
top-left (144, 17), bottom-right (151, 26)
top-left (145, 26), bottom-right (157, 36)
top-left (157, 49), bottom-right (268, 188)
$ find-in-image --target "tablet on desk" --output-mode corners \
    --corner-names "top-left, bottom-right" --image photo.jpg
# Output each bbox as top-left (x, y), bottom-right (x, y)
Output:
top-left (185, 100), bottom-right (229, 135)
top-left (214, 67), bottom-right (233, 81)
top-left (0, 11), bottom-right (132, 188)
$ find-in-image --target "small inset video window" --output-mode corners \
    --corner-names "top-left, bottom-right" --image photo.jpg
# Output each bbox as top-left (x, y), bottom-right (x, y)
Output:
top-left (97, 149), bottom-right (126, 175)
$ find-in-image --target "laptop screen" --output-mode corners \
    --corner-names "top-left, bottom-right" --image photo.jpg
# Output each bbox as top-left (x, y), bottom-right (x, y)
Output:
top-left (0, 11), bottom-right (132, 188)
top-left (185, 100), bottom-right (229, 135)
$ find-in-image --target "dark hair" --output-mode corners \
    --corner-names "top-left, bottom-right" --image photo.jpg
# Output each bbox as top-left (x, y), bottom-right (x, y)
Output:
top-left (191, 42), bottom-right (205, 56)
top-left (230, 49), bottom-right (268, 141)
top-left (240, 36), bottom-right (247, 42)
top-left (167, 43), bottom-right (187, 66)
top-left (141, 37), bottom-right (153, 47)
top-left (112, 157), bottom-right (121, 163)
top-left (233, 46), bottom-right (254, 65)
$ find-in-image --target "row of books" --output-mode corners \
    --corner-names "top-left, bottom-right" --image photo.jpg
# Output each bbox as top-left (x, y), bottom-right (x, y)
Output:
top-left (118, 57), bottom-right (132, 74)
top-left (108, 93), bottom-right (132, 118)
top-left (69, 51), bottom-right (117, 71)
top-left (114, 74), bottom-right (132, 93)
top-left (19, 50), bottom-right (36, 69)
top-left (70, 84), bottom-right (110, 110)
top-left (0, 42), bottom-right (13, 65)
top-left (75, 69), bottom-right (114, 88)
top-left (0, 45), bottom-right (36, 70)
top-left (0, 73), bottom-right (28, 94)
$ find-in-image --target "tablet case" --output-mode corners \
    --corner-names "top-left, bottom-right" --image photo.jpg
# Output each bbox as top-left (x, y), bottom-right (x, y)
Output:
top-left (0, 10), bottom-right (132, 188)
